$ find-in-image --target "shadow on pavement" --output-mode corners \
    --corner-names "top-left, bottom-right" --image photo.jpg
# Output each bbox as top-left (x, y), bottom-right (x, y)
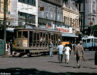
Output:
top-left (0, 68), bottom-right (97, 75)
top-left (82, 66), bottom-right (97, 69)
top-left (87, 58), bottom-right (94, 61)
top-left (48, 61), bottom-right (60, 63)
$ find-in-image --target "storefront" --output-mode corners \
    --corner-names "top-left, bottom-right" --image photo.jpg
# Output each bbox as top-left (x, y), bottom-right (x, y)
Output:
top-left (56, 26), bottom-right (78, 44)
top-left (62, 32), bottom-right (78, 44)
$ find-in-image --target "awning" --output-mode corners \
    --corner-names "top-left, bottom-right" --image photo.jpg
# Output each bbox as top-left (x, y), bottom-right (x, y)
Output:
top-left (62, 33), bottom-right (78, 38)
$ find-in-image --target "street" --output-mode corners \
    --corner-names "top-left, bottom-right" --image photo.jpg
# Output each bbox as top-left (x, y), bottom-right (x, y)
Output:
top-left (0, 51), bottom-right (97, 75)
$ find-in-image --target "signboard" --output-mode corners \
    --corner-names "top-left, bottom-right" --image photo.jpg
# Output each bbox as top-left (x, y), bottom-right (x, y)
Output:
top-left (0, 40), bottom-right (5, 55)
top-left (42, 0), bottom-right (62, 6)
top-left (57, 27), bottom-right (73, 33)
top-left (22, 40), bottom-right (28, 47)
top-left (46, 23), bottom-right (53, 29)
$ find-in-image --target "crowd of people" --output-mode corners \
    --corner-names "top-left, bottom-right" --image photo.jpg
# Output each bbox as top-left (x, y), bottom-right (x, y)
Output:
top-left (49, 41), bottom-right (85, 68)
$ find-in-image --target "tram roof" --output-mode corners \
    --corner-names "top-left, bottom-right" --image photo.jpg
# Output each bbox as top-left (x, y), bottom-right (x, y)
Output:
top-left (14, 28), bottom-right (59, 33)
top-left (82, 35), bottom-right (97, 39)
top-left (62, 32), bottom-right (78, 37)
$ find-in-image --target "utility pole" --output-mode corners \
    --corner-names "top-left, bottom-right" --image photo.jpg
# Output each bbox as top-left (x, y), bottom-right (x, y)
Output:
top-left (3, 0), bottom-right (8, 54)
top-left (83, 0), bottom-right (85, 32)
top-left (55, 5), bottom-right (57, 28)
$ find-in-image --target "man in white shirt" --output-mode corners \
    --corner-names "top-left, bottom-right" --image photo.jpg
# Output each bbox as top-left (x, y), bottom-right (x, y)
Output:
top-left (64, 44), bottom-right (71, 64)
top-left (56, 42), bottom-right (64, 63)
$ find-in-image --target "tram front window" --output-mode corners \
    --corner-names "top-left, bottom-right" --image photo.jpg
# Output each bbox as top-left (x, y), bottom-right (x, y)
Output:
top-left (83, 40), bottom-right (86, 43)
top-left (87, 39), bottom-right (93, 43)
top-left (94, 39), bottom-right (97, 43)
top-left (18, 31), bottom-right (22, 38)
top-left (23, 31), bottom-right (28, 38)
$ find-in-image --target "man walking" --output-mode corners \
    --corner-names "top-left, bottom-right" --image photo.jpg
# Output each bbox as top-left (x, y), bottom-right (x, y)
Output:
top-left (49, 41), bottom-right (54, 57)
top-left (75, 42), bottom-right (84, 68)
top-left (56, 42), bottom-right (64, 63)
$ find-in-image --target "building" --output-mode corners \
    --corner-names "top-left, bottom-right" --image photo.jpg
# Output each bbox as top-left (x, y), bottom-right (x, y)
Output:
top-left (10, 0), bottom-right (38, 27)
top-left (0, 0), bottom-right (80, 42)
top-left (63, 0), bottom-right (80, 34)
top-left (83, 0), bottom-right (97, 36)
top-left (0, 0), bottom-right (10, 28)
top-left (62, 0), bottom-right (80, 43)
top-left (73, 0), bottom-right (85, 33)
top-left (38, 0), bottom-right (63, 29)
top-left (85, 0), bottom-right (97, 27)
top-left (74, 0), bottom-right (97, 36)
top-left (9, 0), bottom-right (63, 28)
top-left (38, 0), bottom-right (79, 43)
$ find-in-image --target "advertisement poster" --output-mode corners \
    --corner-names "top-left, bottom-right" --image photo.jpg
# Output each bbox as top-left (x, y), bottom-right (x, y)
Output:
top-left (23, 40), bottom-right (27, 47)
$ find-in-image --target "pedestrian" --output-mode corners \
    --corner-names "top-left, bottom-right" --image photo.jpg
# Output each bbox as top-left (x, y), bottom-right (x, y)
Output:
top-left (64, 44), bottom-right (71, 64)
top-left (72, 43), bottom-right (76, 54)
top-left (74, 42), bottom-right (85, 68)
top-left (10, 40), bottom-right (13, 55)
top-left (6, 43), bottom-right (8, 55)
top-left (49, 41), bottom-right (54, 57)
top-left (7, 42), bottom-right (11, 56)
top-left (56, 42), bottom-right (64, 63)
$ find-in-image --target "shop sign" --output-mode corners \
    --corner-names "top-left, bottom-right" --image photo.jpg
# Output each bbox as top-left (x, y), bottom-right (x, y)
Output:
top-left (22, 40), bottom-right (27, 47)
top-left (46, 24), bottom-right (53, 29)
top-left (57, 27), bottom-right (72, 33)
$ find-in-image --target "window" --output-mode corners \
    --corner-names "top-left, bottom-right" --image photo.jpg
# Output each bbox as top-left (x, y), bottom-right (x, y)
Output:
top-left (83, 40), bottom-right (86, 43)
top-left (70, 18), bottom-right (72, 26)
top-left (18, 31), bottom-right (22, 38)
top-left (18, 12), bottom-right (35, 25)
top-left (23, 31), bottom-right (28, 38)
top-left (85, 0), bottom-right (88, 3)
top-left (64, 16), bottom-right (66, 24)
top-left (18, 0), bottom-right (36, 6)
top-left (87, 39), bottom-right (92, 43)
top-left (94, 39), bottom-right (97, 43)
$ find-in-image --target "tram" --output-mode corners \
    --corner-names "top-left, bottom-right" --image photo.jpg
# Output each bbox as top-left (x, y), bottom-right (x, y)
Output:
top-left (12, 28), bottom-right (62, 56)
top-left (82, 36), bottom-right (97, 50)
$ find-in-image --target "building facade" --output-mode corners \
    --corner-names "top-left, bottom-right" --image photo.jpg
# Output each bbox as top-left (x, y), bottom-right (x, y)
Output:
top-left (0, 0), bottom-right (10, 27)
top-left (74, 0), bottom-right (97, 34)
top-left (85, 0), bottom-right (97, 27)
top-left (63, 0), bottom-right (80, 35)
top-left (0, 0), bottom-right (81, 43)
top-left (10, 0), bottom-right (38, 27)
top-left (38, 0), bottom-right (63, 29)
top-left (74, 0), bottom-right (85, 33)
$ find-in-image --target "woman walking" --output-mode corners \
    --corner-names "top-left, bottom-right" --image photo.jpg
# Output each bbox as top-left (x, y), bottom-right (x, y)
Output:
top-left (64, 44), bottom-right (71, 64)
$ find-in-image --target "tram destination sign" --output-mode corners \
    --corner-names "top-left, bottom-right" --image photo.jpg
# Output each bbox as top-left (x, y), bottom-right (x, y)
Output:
top-left (42, 0), bottom-right (62, 6)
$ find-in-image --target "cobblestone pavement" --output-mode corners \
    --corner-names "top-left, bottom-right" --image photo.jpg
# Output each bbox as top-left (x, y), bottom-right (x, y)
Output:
top-left (0, 51), bottom-right (97, 75)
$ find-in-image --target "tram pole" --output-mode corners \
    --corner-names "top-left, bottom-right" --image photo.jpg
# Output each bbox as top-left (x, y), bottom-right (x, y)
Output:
top-left (3, 0), bottom-right (8, 55)
top-left (55, 5), bottom-right (57, 28)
